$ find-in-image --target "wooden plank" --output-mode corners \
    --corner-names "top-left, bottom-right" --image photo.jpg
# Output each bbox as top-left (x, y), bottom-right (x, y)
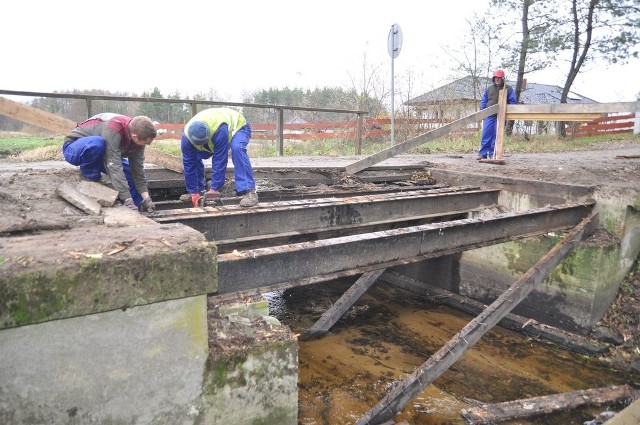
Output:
top-left (506, 113), bottom-right (602, 121)
top-left (0, 96), bottom-right (183, 173)
top-left (494, 88), bottom-right (507, 160)
top-left (507, 101), bottom-right (640, 114)
top-left (605, 398), bottom-right (640, 425)
top-left (55, 182), bottom-right (102, 215)
top-left (460, 384), bottom-right (639, 424)
top-left (345, 105), bottom-right (499, 175)
top-left (304, 269), bottom-right (384, 339)
top-left (0, 96), bottom-right (76, 134)
top-left (354, 211), bottom-right (599, 425)
top-left (144, 146), bottom-right (184, 173)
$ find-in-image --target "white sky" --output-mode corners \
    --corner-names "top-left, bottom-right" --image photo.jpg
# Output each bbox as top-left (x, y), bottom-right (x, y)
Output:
top-left (2, 0), bottom-right (639, 104)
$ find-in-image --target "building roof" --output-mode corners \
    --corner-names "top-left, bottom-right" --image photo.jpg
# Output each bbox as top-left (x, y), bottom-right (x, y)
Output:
top-left (406, 76), bottom-right (598, 106)
top-left (286, 116), bottom-right (308, 124)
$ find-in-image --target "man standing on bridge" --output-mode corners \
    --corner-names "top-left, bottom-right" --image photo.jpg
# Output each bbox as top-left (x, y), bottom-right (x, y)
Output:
top-left (62, 113), bottom-right (158, 212)
top-left (477, 69), bottom-right (517, 160)
top-left (181, 107), bottom-right (258, 208)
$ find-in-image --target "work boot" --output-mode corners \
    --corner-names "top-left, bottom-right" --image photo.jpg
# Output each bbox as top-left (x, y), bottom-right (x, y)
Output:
top-left (239, 190), bottom-right (259, 207)
top-left (79, 169), bottom-right (111, 185)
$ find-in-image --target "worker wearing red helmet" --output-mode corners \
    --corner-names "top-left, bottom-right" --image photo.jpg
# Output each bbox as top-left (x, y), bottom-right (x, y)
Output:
top-left (477, 69), bottom-right (517, 160)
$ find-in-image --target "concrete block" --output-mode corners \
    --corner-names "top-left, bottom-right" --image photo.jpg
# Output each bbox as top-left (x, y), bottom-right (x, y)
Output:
top-left (0, 296), bottom-right (209, 424)
top-left (0, 223), bottom-right (217, 329)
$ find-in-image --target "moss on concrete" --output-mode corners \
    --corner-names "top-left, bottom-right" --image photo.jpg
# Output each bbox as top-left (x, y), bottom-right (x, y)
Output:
top-left (205, 340), bottom-right (298, 425)
top-left (1, 245), bottom-right (217, 329)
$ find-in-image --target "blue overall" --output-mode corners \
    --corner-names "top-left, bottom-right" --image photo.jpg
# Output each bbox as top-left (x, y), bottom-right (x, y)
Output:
top-left (479, 116), bottom-right (498, 159)
top-left (181, 124), bottom-right (255, 194)
top-left (62, 136), bottom-right (143, 205)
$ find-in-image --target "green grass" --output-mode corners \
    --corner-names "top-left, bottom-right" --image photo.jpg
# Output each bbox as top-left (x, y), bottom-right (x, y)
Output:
top-left (1, 132), bottom-right (638, 162)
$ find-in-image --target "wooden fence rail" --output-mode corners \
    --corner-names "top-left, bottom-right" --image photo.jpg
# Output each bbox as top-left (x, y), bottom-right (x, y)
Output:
top-left (154, 118), bottom-right (474, 141)
top-left (567, 113), bottom-right (636, 138)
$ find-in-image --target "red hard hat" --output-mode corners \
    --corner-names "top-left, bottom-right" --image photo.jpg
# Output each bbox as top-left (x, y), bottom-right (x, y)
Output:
top-left (493, 69), bottom-right (505, 79)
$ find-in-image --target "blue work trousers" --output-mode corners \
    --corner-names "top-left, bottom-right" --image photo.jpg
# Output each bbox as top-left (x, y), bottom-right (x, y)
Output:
top-left (62, 136), bottom-right (143, 205)
top-left (479, 115), bottom-right (498, 158)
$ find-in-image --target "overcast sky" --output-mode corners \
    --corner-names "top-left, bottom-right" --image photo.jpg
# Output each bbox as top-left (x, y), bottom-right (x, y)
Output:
top-left (2, 0), bottom-right (639, 104)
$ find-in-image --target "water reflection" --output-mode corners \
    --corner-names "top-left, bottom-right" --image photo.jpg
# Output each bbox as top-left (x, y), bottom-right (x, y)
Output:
top-left (265, 277), bottom-right (636, 425)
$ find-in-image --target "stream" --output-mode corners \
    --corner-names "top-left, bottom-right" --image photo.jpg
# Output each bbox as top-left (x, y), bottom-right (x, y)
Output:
top-left (265, 277), bottom-right (636, 425)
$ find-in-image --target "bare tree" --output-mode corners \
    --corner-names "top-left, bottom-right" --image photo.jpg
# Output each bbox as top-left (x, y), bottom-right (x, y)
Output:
top-left (442, 12), bottom-right (501, 99)
top-left (494, 0), bottom-right (639, 136)
top-left (345, 52), bottom-right (389, 118)
top-left (546, 0), bottom-right (639, 134)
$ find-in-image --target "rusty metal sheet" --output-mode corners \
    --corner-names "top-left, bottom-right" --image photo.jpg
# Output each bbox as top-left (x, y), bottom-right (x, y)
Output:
top-left (154, 188), bottom-right (500, 241)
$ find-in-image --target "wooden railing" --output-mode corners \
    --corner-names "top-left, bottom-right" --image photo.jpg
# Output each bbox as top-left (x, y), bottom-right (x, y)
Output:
top-left (567, 113), bottom-right (637, 138)
top-left (155, 118), bottom-right (475, 142)
top-left (0, 89), bottom-right (368, 156)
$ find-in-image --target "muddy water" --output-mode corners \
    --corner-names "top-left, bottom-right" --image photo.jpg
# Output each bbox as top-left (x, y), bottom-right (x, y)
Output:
top-left (265, 277), bottom-right (636, 425)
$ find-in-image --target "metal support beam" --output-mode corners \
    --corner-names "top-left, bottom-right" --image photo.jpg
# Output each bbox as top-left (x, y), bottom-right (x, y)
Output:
top-left (154, 188), bottom-right (500, 241)
top-left (216, 202), bottom-right (594, 294)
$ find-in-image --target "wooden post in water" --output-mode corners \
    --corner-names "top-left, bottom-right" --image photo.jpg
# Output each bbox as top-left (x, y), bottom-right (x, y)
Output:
top-left (354, 211), bottom-right (599, 425)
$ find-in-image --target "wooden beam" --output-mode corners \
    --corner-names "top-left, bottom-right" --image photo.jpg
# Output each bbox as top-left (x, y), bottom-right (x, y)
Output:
top-left (345, 105), bottom-right (498, 175)
top-left (0, 96), bottom-right (76, 134)
top-left (506, 101), bottom-right (640, 114)
top-left (354, 211), bottom-right (599, 425)
top-left (461, 384), bottom-right (640, 424)
top-left (0, 96), bottom-right (184, 173)
top-left (494, 88), bottom-right (508, 160)
top-left (506, 113), bottom-right (602, 121)
top-left (303, 269), bottom-right (384, 339)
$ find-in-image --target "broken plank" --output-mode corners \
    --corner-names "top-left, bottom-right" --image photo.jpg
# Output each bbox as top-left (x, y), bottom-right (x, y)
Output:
top-left (145, 146), bottom-right (184, 173)
top-left (303, 269), bottom-right (384, 339)
top-left (354, 210), bottom-right (599, 425)
top-left (56, 182), bottom-right (102, 215)
top-left (76, 180), bottom-right (118, 207)
top-left (460, 384), bottom-right (640, 424)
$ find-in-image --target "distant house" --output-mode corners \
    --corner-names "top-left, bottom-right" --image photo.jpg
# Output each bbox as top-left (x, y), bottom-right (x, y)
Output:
top-left (405, 76), bottom-right (598, 134)
top-left (285, 116), bottom-right (308, 125)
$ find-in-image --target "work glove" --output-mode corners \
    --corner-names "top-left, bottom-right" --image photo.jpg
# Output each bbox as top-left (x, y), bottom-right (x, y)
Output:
top-left (191, 193), bottom-right (202, 208)
top-left (123, 198), bottom-right (138, 211)
top-left (139, 197), bottom-right (155, 213)
top-left (202, 190), bottom-right (223, 206)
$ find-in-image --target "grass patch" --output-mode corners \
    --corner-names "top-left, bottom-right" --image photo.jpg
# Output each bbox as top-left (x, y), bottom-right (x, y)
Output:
top-left (0, 135), bottom-right (63, 160)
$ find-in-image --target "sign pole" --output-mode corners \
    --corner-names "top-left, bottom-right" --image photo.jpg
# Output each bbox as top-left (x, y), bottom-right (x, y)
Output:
top-left (387, 24), bottom-right (402, 147)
